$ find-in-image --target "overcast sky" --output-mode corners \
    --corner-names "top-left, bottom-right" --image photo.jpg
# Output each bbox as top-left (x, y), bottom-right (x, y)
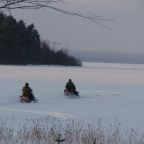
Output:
top-left (12, 0), bottom-right (144, 54)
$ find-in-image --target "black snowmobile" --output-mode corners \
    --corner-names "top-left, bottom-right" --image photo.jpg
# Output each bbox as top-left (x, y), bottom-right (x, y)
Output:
top-left (64, 89), bottom-right (79, 96)
top-left (20, 95), bottom-right (38, 103)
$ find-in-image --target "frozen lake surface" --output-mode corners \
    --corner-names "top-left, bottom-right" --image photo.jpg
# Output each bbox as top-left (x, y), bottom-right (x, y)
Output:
top-left (0, 62), bottom-right (144, 130)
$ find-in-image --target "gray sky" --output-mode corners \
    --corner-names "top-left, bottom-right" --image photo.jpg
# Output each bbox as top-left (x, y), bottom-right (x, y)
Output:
top-left (12, 0), bottom-right (144, 54)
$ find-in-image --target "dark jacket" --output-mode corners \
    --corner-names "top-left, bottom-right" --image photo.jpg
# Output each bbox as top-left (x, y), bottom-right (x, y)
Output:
top-left (66, 81), bottom-right (76, 92)
top-left (22, 85), bottom-right (33, 98)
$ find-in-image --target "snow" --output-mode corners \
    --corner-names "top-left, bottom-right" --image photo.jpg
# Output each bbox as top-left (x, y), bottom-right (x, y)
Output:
top-left (0, 62), bottom-right (144, 130)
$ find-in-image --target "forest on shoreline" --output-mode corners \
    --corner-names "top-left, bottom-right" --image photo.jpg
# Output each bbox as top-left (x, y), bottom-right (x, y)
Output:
top-left (0, 13), bottom-right (81, 66)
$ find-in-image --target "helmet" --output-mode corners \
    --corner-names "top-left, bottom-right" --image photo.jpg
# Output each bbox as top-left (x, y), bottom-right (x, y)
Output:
top-left (25, 82), bottom-right (29, 86)
top-left (69, 79), bottom-right (72, 82)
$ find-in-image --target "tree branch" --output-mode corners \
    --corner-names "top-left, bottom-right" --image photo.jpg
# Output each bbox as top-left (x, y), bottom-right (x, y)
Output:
top-left (0, 0), bottom-right (113, 29)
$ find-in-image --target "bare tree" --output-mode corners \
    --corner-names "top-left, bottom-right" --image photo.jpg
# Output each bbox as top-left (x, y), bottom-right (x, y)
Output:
top-left (0, 0), bottom-right (112, 29)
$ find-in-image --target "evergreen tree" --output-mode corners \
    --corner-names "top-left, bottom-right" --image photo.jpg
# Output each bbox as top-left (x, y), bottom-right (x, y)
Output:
top-left (0, 13), bottom-right (81, 66)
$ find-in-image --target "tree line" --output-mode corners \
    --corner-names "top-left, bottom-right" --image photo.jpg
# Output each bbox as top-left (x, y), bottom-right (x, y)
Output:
top-left (0, 13), bottom-right (81, 66)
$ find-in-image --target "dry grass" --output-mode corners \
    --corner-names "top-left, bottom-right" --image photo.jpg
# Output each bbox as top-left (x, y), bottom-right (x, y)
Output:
top-left (0, 117), bottom-right (144, 144)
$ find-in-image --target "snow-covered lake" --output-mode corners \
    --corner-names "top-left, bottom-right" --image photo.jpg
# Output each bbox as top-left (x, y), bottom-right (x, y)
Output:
top-left (0, 62), bottom-right (144, 130)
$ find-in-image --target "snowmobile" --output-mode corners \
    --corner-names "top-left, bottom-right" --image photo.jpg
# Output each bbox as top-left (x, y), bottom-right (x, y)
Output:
top-left (64, 89), bottom-right (79, 96)
top-left (20, 95), bottom-right (38, 103)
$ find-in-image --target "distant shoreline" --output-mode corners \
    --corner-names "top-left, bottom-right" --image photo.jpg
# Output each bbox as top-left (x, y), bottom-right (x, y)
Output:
top-left (70, 51), bottom-right (144, 65)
